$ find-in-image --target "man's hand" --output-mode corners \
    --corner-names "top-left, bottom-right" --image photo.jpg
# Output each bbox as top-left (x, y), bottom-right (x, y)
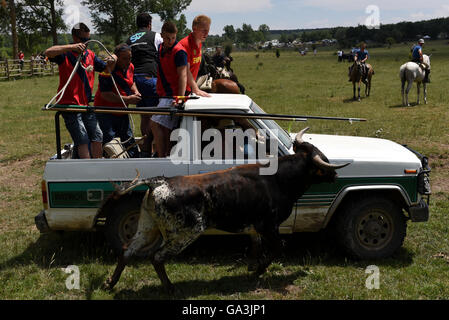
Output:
top-left (192, 88), bottom-right (211, 97)
top-left (105, 54), bottom-right (117, 73)
top-left (71, 43), bottom-right (87, 54)
top-left (125, 94), bottom-right (142, 105)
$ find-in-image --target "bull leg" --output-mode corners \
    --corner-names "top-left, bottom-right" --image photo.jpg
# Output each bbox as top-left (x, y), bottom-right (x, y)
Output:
top-left (151, 231), bottom-right (202, 294)
top-left (253, 228), bottom-right (283, 277)
top-left (104, 191), bottom-right (160, 290)
top-left (247, 232), bottom-right (262, 272)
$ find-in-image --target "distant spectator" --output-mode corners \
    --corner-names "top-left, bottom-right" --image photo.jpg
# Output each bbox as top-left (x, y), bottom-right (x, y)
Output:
top-left (18, 50), bottom-right (24, 70)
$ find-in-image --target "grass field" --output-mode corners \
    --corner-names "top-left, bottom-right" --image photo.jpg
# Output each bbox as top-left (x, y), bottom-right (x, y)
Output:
top-left (0, 41), bottom-right (448, 300)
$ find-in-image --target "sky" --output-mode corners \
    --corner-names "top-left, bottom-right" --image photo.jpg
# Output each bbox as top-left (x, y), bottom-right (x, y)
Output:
top-left (62, 0), bottom-right (449, 36)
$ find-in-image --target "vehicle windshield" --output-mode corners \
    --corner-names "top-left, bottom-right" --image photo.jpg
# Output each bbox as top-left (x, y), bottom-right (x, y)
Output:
top-left (250, 102), bottom-right (293, 149)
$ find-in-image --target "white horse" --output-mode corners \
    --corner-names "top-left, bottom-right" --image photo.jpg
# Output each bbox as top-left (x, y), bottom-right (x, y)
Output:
top-left (399, 54), bottom-right (431, 106)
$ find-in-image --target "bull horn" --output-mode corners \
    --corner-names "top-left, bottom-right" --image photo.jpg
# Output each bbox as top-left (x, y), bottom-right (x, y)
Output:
top-left (295, 127), bottom-right (310, 144)
top-left (313, 154), bottom-right (351, 170)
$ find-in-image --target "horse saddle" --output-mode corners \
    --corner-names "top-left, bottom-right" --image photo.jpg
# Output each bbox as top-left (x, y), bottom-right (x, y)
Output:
top-left (197, 74), bottom-right (213, 90)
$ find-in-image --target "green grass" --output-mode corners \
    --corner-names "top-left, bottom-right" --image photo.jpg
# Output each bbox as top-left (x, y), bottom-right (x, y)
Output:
top-left (0, 41), bottom-right (448, 300)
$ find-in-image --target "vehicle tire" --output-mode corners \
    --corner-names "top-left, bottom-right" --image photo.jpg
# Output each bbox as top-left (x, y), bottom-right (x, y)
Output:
top-left (104, 195), bottom-right (142, 255)
top-left (335, 197), bottom-right (407, 260)
top-left (104, 193), bottom-right (162, 257)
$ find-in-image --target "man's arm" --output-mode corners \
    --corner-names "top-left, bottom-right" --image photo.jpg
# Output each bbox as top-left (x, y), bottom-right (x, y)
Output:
top-left (45, 43), bottom-right (86, 58)
top-left (176, 65), bottom-right (188, 97)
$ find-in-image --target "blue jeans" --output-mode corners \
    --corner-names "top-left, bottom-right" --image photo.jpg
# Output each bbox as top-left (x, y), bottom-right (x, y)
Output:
top-left (97, 114), bottom-right (139, 158)
top-left (134, 75), bottom-right (158, 108)
top-left (134, 75), bottom-right (158, 153)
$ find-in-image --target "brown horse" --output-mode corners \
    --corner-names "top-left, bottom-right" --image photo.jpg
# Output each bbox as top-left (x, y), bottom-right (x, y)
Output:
top-left (350, 61), bottom-right (374, 101)
top-left (210, 79), bottom-right (241, 94)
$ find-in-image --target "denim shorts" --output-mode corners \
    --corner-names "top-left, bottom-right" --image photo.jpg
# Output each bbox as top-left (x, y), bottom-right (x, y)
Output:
top-left (62, 112), bottom-right (103, 145)
top-left (151, 98), bottom-right (180, 130)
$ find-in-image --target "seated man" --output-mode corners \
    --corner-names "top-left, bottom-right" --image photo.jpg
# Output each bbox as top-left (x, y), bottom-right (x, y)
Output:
top-left (411, 38), bottom-right (430, 83)
top-left (150, 21), bottom-right (188, 158)
top-left (94, 43), bottom-right (142, 158)
top-left (349, 43), bottom-right (369, 82)
top-left (212, 46), bottom-right (226, 68)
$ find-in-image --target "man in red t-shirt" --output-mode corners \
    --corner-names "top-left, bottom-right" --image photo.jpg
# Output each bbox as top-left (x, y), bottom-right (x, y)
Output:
top-left (178, 15), bottom-right (211, 97)
top-left (150, 21), bottom-right (188, 157)
top-left (45, 22), bottom-right (116, 159)
top-left (94, 43), bottom-right (142, 158)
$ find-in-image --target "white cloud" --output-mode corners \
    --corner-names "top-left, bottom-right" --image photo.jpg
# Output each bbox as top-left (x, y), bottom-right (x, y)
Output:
top-left (186, 0), bottom-right (273, 13)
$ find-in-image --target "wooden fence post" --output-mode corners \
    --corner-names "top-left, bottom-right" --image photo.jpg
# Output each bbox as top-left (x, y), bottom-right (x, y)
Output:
top-left (5, 58), bottom-right (9, 80)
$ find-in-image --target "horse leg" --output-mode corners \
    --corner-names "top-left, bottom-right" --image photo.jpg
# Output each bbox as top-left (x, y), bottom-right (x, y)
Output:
top-left (401, 79), bottom-right (406, 106)
top-left (353, 82), bottom-right (356, 100)
top-left (417, 82), bottom-right (421, 105)
top-left (424, 83), bottom-right (427, 104)
top-left (405, 81), bottom-right (413, 107)
top-left (358, 82), bottom-right (361, 101)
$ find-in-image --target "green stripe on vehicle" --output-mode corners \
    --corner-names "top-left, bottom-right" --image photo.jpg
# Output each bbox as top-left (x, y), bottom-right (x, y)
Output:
top-left (48, 176), bottom-right (418, 208)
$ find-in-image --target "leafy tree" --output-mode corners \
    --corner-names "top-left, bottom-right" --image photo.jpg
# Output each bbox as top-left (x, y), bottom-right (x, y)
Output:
top-left (20, 0), bottom-right (66, 45)
top-left (236, 24), bottom-right (254, 46)
top-left (223, 25), bottom-right (236, 42)
top-left (173, 13), bottom-right (190, 40)
top-left (8, 0), bottom-right (19, 58)
top-left (258, 24), bottom-right (269, 41)
top-left (152, 0), bottom-right (191, 22)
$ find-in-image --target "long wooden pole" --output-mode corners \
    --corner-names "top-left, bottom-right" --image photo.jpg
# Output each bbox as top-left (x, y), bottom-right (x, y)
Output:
top-left (43, 105), bottom-right (367, 123)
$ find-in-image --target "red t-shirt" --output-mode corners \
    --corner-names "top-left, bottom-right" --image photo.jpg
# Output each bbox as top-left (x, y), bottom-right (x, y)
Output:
top-left (178, 33), bottom-right (202, 91)
top-left (156, 42), bottom-right (188, 97)
top-left (50, 49), bottom-right (106, 106)
top-left (94, 63), bottom-right (135, 110)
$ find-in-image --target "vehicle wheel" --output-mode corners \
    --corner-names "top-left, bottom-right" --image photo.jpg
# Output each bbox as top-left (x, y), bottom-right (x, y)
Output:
top-left (104, 197), bottom-right (141, 255)
top-left (104, 193), bottom-right (162, 257)
top-left (335, 197), bottom-right (407, 259)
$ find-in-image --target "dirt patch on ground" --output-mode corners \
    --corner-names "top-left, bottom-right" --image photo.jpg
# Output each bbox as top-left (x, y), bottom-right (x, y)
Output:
top-left (0, 155), bottom-right (46, 190)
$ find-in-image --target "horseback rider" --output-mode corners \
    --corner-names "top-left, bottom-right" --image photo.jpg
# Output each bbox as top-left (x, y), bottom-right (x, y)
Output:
top-left (411, 38), bottom-right (430, 83)
top-left (348, 43), bottom-right (369, 82)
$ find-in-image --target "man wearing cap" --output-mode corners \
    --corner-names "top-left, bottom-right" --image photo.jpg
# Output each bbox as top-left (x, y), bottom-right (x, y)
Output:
top-left (126, 13), bottom-right (163, 157)
top-left (94, 43), bottom-right (142, 158)
top-left (411, 39), bottom-right (430, 83)
top-left (45, 22), bottom-right (116, 159)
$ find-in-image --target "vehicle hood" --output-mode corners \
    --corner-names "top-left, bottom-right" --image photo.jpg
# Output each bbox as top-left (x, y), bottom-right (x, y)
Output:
top-left (290, 133), bottom-right (422, 177)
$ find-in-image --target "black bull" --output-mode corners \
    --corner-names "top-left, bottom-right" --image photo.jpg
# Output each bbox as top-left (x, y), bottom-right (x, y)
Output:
top-left (102, 128), bottom-right (349, 293)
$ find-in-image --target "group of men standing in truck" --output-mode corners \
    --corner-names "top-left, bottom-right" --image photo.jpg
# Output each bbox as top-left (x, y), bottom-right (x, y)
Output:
top-left (45, 13), bottom-right (212, 159)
